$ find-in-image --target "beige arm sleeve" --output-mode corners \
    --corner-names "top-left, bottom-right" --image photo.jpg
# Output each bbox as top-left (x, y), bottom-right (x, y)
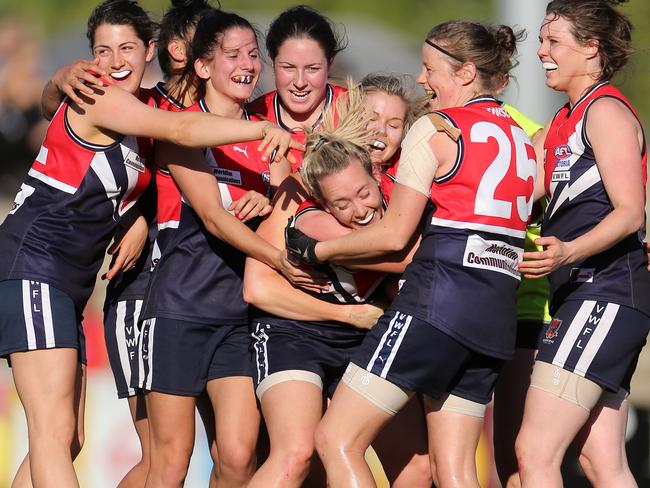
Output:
top-left (395, 113), bottom-right (460, 196)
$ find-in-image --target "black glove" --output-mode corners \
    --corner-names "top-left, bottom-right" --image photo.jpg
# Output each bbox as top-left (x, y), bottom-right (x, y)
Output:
top-left (284, 217), bottom-right (323, 265)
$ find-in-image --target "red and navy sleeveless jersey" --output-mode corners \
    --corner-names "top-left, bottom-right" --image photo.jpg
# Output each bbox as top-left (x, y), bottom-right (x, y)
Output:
top-left (247, 84), bottom-right (347, 171)
top-left (542, 82), bottom-right (650, 316)
top-left (252, 173), bottom-right (393, 337)
top-left (0, 94), bottom-right (154, 310)
top-left (391, 97), bottom-right (536, 359)
top-left (142, 98), bottom-right (270, 325)
top-left (106, 86), bottom-right (180, 303)
top-left (382, 151), bottom-right (400, 178)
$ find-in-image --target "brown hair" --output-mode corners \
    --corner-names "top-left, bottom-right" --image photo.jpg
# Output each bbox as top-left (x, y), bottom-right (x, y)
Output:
top-left (545, 0), bottom-right (632, 81)
top-left (426, 20), bottom-right (524, 93)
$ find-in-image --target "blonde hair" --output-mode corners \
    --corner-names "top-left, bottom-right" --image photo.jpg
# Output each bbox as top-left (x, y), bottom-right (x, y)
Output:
top-left (300, 78), bottom-right (375, 201)
top-left (360, 73), bottom-right (426, 128)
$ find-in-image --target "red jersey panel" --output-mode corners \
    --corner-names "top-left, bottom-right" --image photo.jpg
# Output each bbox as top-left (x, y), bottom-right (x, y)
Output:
top-left (247, 84), bottom-right (347, 171)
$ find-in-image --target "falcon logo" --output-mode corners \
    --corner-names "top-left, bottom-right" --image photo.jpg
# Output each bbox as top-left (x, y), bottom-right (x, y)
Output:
top-left (543, 318), bottom-right (562, 344)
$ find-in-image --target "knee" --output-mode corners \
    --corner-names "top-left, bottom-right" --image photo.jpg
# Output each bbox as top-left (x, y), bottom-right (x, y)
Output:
top-left (28, 415), bottom-right (77, 451)
top-left (578, 447), bottom-right (629, 486)
top-left (515, 431), bottom-right (547, 475)
top-left (151, 440), bottom-right (193, 482)
top-left (218, 442), bottom-right (256, 480)
top-left (314, 421), bottom-right (340, 460)
top-left (275, 442), bottom-right (314, 481)
top-left (391, 454), bottom-right (433, 488)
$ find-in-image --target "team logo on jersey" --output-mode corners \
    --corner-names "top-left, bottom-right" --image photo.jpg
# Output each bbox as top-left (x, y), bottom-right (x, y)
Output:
top-left (462, 235), bottom-right (523, 279)
top-left (553, 144), bottom-right (573, 170)
top-left (124, 150), bottom-right (146, 173)
top-left (569, 267), bottom-right (595, 283)
top-left (543, 318), bottom-right (563, 344)
top-left (9, 183), bottom-right (35, 215)
top-left (214, 168), bottom-right (243, 186)
top-left (232, 145), bottom-right (249, 158)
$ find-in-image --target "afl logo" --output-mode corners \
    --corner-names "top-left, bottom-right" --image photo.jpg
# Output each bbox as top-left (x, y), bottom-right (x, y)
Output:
top-left (554, 144), bottom-right (572, 161)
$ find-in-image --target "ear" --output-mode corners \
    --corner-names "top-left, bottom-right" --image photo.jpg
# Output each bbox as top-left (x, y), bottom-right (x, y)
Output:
top-left (168, 38), bottom-right (187, 64)
top-left (145, 39), bottom-right (155, 63)
top-left (584, 38), bottom-right (599, 59)
top-left (194, 57), bottom-right (211, 81)
top-left (456, 61), bottom-right (478, 86)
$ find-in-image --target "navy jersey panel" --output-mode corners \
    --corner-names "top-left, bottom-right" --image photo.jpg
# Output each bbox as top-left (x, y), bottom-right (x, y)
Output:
top-left (105, 181), bottom-right (158, 302)
top-left (0, 99), bottom-right (153, 310)
top-left (391, 227), bottom-right (520, 359)
top-left (143, 203), bottom-right (248, 325)
top-left (542, 82), bottom-right (650, 316)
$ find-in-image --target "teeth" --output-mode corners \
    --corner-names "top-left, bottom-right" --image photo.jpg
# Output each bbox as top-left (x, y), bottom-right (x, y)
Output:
top-left (111, 70), bottom-right (131, 80)
top-left (232, 75), bottom-right (252, 84)
top-left (543, 62), bottom-right (558, 71)
top-left (356, 211), bottom-right (375, 226)
top-left (292, 91), bottom-right (308, 98)
top-left (369, 140), bottom-right (386, 150)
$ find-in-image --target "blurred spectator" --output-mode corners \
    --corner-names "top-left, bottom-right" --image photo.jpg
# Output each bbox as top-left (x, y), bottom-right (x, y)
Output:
top-left (0, 19), bottom-right (48, 196)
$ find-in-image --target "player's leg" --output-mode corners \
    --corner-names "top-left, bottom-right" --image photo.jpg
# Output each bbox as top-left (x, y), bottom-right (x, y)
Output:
top-left (515, 363), bottom-right (597, 487)
top-left (248, 377), bottom-right (324, 488)
top-left (493, 346), bottom-right (537, 488)
top-left (196, 390), bottom-right (219, 488)
top-left (144, 391), bottom-right (196, 488)
top-left (371, 394), bottom-right (432, 487)
top-left (575, 393), bottom-right (636, 487)
top-left (206, 376), bottom-right (260, 487)
top-left (315, 366), bottom-right (405, 488)
top-left (117, 392), bottom-right (149, 488)
top-left (11, 348), bottom-right (81, 488)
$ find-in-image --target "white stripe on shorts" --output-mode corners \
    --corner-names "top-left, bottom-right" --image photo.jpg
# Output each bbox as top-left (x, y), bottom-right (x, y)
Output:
top-left (253, 323), bottom-right (270, 382)
top-left (40, 283), bottom-right (55, 348)
top-left (367, 310), bottom-right (400, 373)
top-left (381, 314), bottom-right (412, 378)
top-left (116, 301), bottom-right (135, 397)
top-left (145, 318), bottom-right (156, 391)
top-left (574, 303), bottom-right (619, 375)
top-left (21, 280), bottom-right (37, 350)
top-left (553, 300), bottom-right (596, 368)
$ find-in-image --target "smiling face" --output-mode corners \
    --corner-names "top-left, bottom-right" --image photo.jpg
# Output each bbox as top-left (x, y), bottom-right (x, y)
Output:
top-left (363, 90), bottom-right (408, 166)
top-left (195, 26), bottom-right (261, 105)
top-left (93, 23), bottom-right (154, 94)
top-left (273, 37), bottom-right (330, 126)
top-left (415, 41), bottom-right (466, 111)
top-left (537, 14), bottom-right (599, 99)
top-left (319, 157), bottom-right (382, 230)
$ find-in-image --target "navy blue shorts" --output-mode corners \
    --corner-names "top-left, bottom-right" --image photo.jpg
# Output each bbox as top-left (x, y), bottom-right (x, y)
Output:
top-left (352, 310), bottom-right (503, 405)
top-left (516, 320), bottom-right (546, 350)
top-left (134, 317), bottom-right (253, 396)
top-left (0, 280), bottom-right (85, 364)
top-left (537, 300), bottom-right (650, 392)
top-left (251, 320), bottom-right (365, 398)
top-left (103, 298), bottom-right (143, 398)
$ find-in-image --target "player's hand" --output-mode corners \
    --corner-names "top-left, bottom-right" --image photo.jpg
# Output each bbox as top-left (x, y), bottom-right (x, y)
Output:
top-left (519, 236), bottom-right (573, 278)
top-left (102, 216), bottom-right (148, 280)
top-left (284, 217), bottom-right (323, 266)
top-left (229, 190), bottom-right (272, 222)
top-left (273, 249), bottom-right (330, 292)
top-left (52, 58), bottom-right (108, 106)
top-left (645, 242), bottom-right (650, 272)
top-left (347, 302), bottom-right (385, 330)
top-left (258, 122), bottom-right (304, 165)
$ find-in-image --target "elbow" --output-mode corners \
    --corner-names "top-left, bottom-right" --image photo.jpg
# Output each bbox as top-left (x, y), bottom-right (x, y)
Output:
top-left (243, 277), bottom-right (269, 308)
top-left (628, 209), bottom-right (645, 234)
top-left (384, 230), bottom-right (411, 253)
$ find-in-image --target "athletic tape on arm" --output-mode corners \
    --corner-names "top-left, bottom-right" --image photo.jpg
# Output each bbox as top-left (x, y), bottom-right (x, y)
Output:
top-left (396, 113), bottom-right (460, 196)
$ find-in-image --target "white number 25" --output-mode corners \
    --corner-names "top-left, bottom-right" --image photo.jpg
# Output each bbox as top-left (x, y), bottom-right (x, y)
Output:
top-left (471, 122), bottom-right (536, 222)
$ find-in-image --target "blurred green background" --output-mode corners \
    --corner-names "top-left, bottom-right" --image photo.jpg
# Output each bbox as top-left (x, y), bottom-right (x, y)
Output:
top-left (2, 0), bottom-right (648, 125)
